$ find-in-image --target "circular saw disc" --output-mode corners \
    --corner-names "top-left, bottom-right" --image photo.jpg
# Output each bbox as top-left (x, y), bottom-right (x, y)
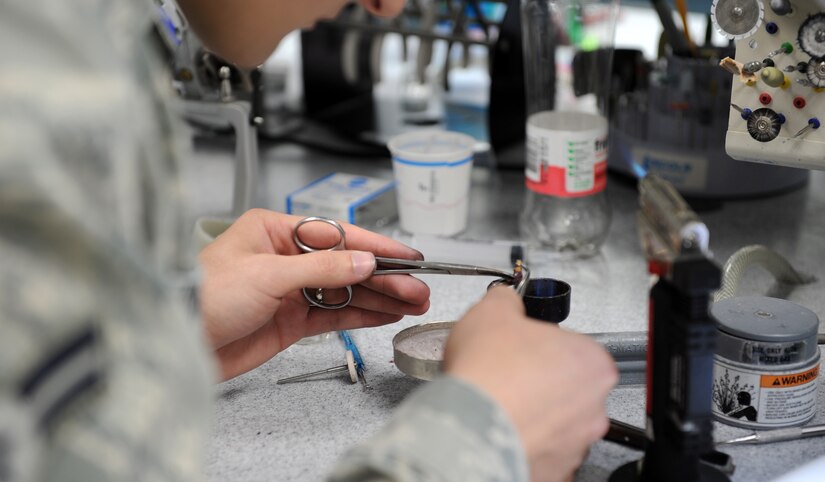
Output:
top-left (711, 0), bottom-right (764, 40)
top-left (798, 13), bottom-right (825, 58)
top-left (807, 57), bottom-right (825, 88)
top-left (747, 108), bottom-right (782, 143)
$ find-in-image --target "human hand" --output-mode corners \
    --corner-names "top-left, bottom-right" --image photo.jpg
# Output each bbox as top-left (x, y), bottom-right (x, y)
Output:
top-left (198, 209), bottom-right (430, 380)
top-left (443, 287), bottom-right (617, 482)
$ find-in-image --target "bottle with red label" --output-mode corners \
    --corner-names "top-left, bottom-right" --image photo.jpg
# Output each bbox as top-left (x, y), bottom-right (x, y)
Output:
top-left (519, 0), bottom-right (618, 256)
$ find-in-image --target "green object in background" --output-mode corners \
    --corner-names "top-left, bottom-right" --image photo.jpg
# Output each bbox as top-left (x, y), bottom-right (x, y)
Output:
top-left (566, 3), bottom-right (599, 52)
top-left (567, 5), bottom-right (584, 45)
top-left (581, 33), bottom-right (600, 51)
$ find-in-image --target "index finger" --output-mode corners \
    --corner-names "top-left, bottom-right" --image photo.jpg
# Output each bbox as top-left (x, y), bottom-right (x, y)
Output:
top-left (261, 212), bottom-right (423, 260)
top-left (339, 222), bottom-right (424, 261)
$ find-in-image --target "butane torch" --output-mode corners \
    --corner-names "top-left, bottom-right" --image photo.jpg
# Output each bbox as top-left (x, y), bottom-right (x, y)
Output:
top-left (610, 175), bottom-right (732, 482)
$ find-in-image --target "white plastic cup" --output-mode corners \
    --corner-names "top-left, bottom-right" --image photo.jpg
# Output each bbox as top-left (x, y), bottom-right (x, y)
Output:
top-left (193, 216), bottom-right (234, 252)
top-left (388, 130), bottom-right (475, 236)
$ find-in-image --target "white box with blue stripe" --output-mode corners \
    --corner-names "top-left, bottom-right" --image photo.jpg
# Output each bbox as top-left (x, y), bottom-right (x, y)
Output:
top-left (286, 173), bottom-right (397, 227)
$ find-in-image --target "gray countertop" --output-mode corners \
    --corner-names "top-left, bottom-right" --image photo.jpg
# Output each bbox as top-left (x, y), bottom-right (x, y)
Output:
top-left (190, 138), bottom-right (825, 482)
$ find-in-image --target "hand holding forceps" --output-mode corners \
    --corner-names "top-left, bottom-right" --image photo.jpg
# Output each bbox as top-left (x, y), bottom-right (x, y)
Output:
top-left (293, 217), bottom-right (530, 310)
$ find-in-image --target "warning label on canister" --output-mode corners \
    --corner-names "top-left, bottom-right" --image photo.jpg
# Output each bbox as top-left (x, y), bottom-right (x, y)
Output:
top-left (712, 359), bottom-right (820, 428)
top-left (761, 366), bottom-right (819, 388)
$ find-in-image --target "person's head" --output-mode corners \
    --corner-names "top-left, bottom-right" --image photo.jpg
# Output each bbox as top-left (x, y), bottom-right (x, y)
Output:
top-left (178, 0), bottom-right (407, 68)
top-left (737, 391), bottom-right (751, 406)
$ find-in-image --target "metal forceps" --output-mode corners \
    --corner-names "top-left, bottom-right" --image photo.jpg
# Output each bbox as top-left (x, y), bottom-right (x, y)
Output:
top-left (293, 217), bottom-right (530, 310)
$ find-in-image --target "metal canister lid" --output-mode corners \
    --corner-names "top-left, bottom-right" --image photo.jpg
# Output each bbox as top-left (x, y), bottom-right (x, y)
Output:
top-left (392, 321), bottom-right (455, 381)
top-left (712, 296), bottom-right (820, 366)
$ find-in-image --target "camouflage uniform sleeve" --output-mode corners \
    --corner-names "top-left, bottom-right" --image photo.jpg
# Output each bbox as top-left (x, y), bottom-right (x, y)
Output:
top-left (0, 2), bottom-right (214, 480)
top-left (328, 376), bottom-right (529, 482)
top-left (0, 116), bottom-right (213, 482)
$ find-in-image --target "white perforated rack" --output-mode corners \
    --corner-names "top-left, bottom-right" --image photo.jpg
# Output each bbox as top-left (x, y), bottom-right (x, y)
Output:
top-left (725, 2), bottom-right (825, 170)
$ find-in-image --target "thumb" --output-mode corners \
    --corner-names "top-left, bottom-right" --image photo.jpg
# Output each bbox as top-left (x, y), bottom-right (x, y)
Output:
top-left (263, 250), bottom-right (376, 295)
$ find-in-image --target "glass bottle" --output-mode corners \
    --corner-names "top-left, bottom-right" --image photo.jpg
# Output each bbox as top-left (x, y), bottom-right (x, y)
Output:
top-left (519, 0), bottom-right (618, 257)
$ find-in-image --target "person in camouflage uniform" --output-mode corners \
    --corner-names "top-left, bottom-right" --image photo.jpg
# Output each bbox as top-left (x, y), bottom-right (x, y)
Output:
top-left (0, 1), bottom-right (616, 481)
top-left (0, 2), bottom-right (214, 480)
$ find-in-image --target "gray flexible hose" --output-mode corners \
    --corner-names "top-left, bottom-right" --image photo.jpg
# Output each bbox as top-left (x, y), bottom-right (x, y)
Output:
top-left (714, 245), bottom-right (814, 302)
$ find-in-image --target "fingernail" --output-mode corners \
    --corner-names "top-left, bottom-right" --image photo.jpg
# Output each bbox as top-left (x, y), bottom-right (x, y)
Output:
top-left (352, 251), bottom-right (376, 277)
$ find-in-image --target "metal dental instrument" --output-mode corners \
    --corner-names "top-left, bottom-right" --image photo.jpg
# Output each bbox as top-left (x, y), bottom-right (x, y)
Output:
top-left (605, 419), bottom-right (649, 451)
top-left (277, 330), bottom-right (368, 386)
top-left (719, 424), bottom-right (825, 445)
top-left (374, 257), bottom-right (531, 296)
top-left (793, 118), bottom-right (821, 139)
top-left (277, 350), bottom-right (358, 384)
top-left (294, 216), bottom-right (531, 309)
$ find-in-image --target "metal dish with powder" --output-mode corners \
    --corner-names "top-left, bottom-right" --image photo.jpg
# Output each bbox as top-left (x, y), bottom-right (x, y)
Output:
top-left (392, 321), bottom-right (456, 381)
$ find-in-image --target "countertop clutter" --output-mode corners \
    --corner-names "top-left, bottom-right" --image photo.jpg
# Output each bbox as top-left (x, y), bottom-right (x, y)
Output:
top-left (191, 139), bottom-right (825, 482)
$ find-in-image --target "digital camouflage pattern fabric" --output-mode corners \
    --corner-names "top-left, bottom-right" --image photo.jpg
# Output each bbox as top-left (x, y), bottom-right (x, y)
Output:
top-left (0, 1), bottom-right (213, 480)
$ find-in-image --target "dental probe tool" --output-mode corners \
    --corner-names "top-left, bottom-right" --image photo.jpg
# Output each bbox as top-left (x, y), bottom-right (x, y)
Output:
top-left (720, 424), bottom-right (825, 445)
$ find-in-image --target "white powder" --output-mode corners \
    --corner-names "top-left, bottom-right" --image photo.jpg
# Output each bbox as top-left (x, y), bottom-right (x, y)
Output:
top-left (395, 327), bottom-right (451, 361)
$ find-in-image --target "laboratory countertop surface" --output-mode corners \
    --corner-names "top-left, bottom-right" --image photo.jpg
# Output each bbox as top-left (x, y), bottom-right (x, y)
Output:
top-left (190, 137), bottom-right (825, 482)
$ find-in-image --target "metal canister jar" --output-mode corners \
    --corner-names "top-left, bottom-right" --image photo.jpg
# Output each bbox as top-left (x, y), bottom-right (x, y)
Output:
top-left (711, 296), bottom-right (821, 429)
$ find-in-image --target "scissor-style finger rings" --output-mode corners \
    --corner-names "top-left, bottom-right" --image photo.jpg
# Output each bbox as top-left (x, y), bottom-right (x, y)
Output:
top-left (294, 217), bottom-right (354, 310)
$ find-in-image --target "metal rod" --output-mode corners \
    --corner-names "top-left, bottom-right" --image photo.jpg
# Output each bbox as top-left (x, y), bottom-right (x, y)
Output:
top-left (589, 331), bottom-right (648, 361)
top-left (467, 0), bottom-right (490, 38)
top-left (277, 365), bottom-right (350, 384)
top-left (720, 424), bottom-right (825, 445)
top-left (650, 0), bottom-right (692, 55)
top-left (605, 419), bottom-right (648, 450)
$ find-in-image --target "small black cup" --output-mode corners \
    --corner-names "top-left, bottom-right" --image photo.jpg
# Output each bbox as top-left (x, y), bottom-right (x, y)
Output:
top-left (522, 278), bottom-right (571, 323)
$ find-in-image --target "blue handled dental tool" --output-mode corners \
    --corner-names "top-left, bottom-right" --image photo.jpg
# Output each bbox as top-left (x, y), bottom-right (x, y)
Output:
top-left (339, 330), bottom-right (371, 389)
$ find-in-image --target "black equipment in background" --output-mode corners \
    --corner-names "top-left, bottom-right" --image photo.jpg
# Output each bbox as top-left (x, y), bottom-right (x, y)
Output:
top-left (487, 0), bottom-right (528, 168)
top-left (301, 18), bottom-right (377, 141)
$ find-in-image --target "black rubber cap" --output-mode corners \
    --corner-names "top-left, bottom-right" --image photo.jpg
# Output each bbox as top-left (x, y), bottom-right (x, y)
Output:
top-left (522, 278), bottom-right (571, 323)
